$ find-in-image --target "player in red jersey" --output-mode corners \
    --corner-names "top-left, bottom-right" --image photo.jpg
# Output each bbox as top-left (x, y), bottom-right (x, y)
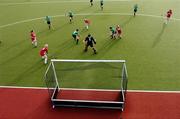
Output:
top-left (84, 19), bottom-right (90, 30)
top-left (165, 9), bottom-right (172, 24)
top-left (116, 25), bottom-right (122, 39)
top-left (40, 44), bottom-right (48, 64)
top-left (30, 30), bottom-right (37, 47)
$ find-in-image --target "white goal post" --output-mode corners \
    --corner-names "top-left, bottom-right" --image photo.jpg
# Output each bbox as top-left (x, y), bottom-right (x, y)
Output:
top-left (44, 59), bottom-right (128, 110)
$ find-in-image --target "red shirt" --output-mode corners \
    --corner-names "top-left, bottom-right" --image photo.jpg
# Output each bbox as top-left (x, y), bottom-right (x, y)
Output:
top-left (84, 19), bottom-right (90, 24)
top-left (31, 32), bottom-right (36, 41)
top-left (167, 10), bottom-right (172, 18)
top-left (40, 47), bottom-right (48, 56)
top-left (116, 27), bottom-right (122, 34)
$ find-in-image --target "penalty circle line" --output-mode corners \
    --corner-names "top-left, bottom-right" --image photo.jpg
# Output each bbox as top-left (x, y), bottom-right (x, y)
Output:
top-left (0, 12), bottom-right (180, 29)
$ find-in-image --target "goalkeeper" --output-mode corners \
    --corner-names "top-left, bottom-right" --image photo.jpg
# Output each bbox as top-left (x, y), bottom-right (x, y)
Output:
top-left (84, 34), bottom-right (97, 54)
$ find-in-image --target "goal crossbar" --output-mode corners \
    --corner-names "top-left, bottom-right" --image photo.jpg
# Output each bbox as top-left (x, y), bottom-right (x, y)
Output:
top-left (51, 59), bottom-right (126, 63)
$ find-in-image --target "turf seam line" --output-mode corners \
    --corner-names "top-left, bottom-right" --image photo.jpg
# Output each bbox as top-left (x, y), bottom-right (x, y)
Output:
top-left (0, 0), bottom-right (134, 6)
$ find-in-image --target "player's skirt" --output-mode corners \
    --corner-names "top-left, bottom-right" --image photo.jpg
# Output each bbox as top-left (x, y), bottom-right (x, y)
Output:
top-left (72, 34), bottom-right (76, 39)
top-left (31, 38), bottom-right (37, 43)
top-left (117, 30), bottom-right (122, 35)
top-left (41, 54), bottom-right (47, 59)
top-left (134, 9), bottom-right (137, 13)
top-left (47, 21), bottom-right (51, 25)
top-left (86, 43), bottom-right (94, 47)
top-left (69, 15), bottom-right (73, 18)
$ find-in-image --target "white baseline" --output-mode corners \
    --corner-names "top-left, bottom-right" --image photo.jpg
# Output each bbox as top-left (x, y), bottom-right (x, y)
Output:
top-left (0, 85), bottom-right (180, 93)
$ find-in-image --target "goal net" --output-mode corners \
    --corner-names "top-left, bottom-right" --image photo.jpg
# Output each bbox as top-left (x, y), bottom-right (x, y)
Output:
top-left (44, 59), bottom-right (128, 110)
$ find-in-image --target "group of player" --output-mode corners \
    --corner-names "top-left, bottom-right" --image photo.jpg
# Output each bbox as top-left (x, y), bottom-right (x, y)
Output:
top-left (30, 15), bottom-right (94, 64)
top-left (29, 1), bottom-right (173, 64)
top-left (90, 0), bottom-right (104, 10)
top-left (109, 25), bottom-right (122, 39)
top-left (30, 29), bottom-right (49, 64)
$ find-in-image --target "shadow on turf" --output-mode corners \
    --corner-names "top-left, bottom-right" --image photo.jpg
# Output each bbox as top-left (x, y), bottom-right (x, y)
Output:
top-left (0, 45), bottom-right (33, 66)
top-left (96, 37), bottom-right (121, 57)
top-left (152, 23), bottom-right (166, 48)
top-left (55, 62), bottom-right (120, 71)
top-left (0, 39), bottom-right (27, 55)
top-left (50, 38), bottom-right (78, 58)
top-left (6, 60), bottom-right (45, 86)
top-left (121, 16), bottom-right (134, 28)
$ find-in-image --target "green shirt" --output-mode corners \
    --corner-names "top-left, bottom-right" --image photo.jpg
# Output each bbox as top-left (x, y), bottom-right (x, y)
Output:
top-left (68, 12), bottom-right (73, 17)
top-left (110, 27), bottom-right (115, 33)
top-left (134, 4), bottom-right (138, 11)
top-left (45, 16), bottom-right (51, 22)
top-left (100, 0), bottom-right (103, 4)
top-left (72, 31), bottom-right (78, 36)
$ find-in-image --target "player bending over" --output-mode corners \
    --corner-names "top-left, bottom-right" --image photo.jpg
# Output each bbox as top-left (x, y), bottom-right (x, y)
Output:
top-left (84, 34), bottom-right (97, 54)
top-left (40, 44), bottom-right (48, 64)
top-left (72, 29), bottom-right (79, 44)
top-left (133, 4), bottom-right (138, 17)
top-left (84, 19), bottom-right (91, 30)
top-left (68, 11), bottom-right (74, 23)
top-left (30, 30), bottom-right (37, 47)
top-left (109, 27), bottom-right (116, 39)
top-left (45, 16), bottom-right (52, 29)
top-left (116, 25), bottom-right (122, 39)
top-left (165, 9), bottom-right (173, 24)
top-left (90, 0), bottom-right (93, 6)
top-left (100, 0), bottom-right (104, 10)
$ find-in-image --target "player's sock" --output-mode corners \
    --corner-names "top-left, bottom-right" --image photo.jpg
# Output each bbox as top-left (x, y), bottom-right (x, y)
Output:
top-left (44, 58), bottom-right (48, 64)
top-left (93, 48), bottom-right (97, 54)
top-left (84, 47), bottom-right (88, 52)
top-left (86, 25), bottom-right (89, 29)
top-left (76, 39), bottom-right (79, 44)
top-left (34, 41), bottom-right (37, 47)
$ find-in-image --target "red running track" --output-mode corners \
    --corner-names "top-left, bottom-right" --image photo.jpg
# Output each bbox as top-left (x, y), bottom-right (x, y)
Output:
top-left (0, 88), bottom-right (180, 119)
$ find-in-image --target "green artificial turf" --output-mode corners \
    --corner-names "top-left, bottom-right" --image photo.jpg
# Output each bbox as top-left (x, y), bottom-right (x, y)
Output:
top-left (0, 0), bottom-right (180, 90)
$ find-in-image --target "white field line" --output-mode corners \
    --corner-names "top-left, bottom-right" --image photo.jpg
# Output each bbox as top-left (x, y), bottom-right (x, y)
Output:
top-left (0, 0), bottom-right (134, 6)
top-left (0, 13), bottom-right (180, 29)
top-left (0, 85), bottom-right (180, 93)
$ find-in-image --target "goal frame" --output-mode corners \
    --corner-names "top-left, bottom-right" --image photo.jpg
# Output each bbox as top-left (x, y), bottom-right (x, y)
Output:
top-left (44, 59), bottom-right (128, 111)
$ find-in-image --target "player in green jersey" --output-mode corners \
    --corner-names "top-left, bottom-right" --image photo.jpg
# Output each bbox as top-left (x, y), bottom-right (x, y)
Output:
top-left (134, 4), bottom-right (138, 16)
top-left (109, 27), bottom-right (116, 39)
top-left (100, 0), bottom-right (104, 10)
top-left (72, 29), bottom-right (79, 44)
top-left (68, 11), bottom-right (74, 23)
top-left (45, 16), bottom-right (51, 29)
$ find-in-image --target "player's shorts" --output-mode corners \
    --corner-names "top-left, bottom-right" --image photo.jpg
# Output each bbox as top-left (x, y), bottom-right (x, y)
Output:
top-left (69, 15), bottom-right (73, 18)
top-left (117, 30), bottom-right (121, 34)
top-left (134, 9), bottom-right (137, 13)
top-left (87, 43), bottom-right (93, 47)
top-left (72, 34), bottom-right (76, 39)
top-left (100, 3), bottom-right (103, 6)
top-left (167, 15), bottom-right (171, 18)
top-left (41, 54), bottom-right (47, 59)
top-left (112, 31), bottom-right (116, 35)
top-left (31, 38), bottom-right (37, 42)
top-left (47, 21), bottom-right (51, 25)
